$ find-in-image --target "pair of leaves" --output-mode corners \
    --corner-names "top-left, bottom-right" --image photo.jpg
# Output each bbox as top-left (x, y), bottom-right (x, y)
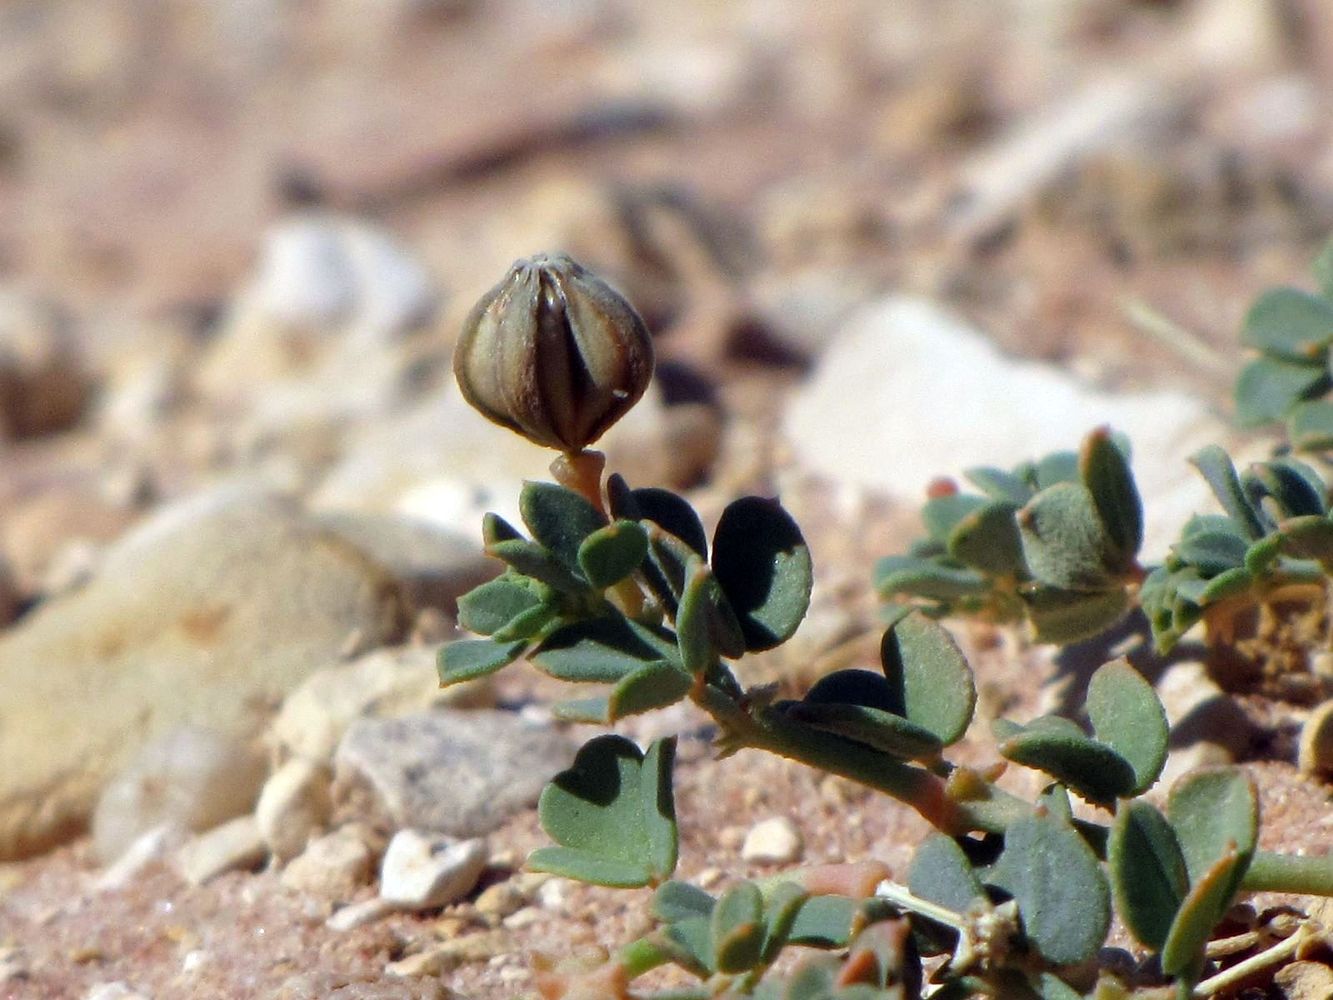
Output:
top-left (993, 659), bottom-right (1168, 805)
top-left (1107, 768), bottom-right (1258, 983)
top-left (1234, 281), bottom-right (1333, 440)
top-left (782, 613), bottom-right (976, 761)
top-left (908, 813), bottom-right (1110, 968)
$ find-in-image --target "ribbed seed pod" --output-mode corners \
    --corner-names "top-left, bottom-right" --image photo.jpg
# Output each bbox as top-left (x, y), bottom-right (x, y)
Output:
top-left (454, 253), bottom-right (655, 453)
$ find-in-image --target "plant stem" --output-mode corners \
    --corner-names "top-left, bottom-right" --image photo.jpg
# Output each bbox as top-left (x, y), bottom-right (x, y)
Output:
top-left (1191, 923), bottom-right (1308, 997)
top-left (616, 935), bottom-right (673, 979)
top-left (693, 684), bottom-right (1030, 835)
top-left (551, 449), bottom-right (608, 514)
top-left (1242, 851), bottom-right (1333, 896)
top-left (875, 881), bottom-right (969, 931)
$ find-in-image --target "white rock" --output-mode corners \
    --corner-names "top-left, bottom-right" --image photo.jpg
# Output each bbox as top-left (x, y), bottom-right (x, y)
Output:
top-left (256, 758), bottom-right (332, 862)
top-left (175, 815), bottom-right (267, 886)
top-left (270, 644), bottom-right (490, 766)
top-left (84, 983), bottom-right (148, 1000)
top-left (95, 823), bottom-right (181, 892)
top-left (326, 896), bottom-right (400, 932)
top-left (379, 829), bottom-right (488, 910)
top-left (92, 725), bottom-right (266, 865)
top-left (782, 297), bottom-right (1232, 560)
top-left (280, 826), bottom-right (376, 899)
top-left (741, 817), bottom-right (803, 864)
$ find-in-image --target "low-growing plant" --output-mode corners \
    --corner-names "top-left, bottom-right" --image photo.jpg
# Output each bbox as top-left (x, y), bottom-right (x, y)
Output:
top-left (440, 253), bottom-right (1333, 999)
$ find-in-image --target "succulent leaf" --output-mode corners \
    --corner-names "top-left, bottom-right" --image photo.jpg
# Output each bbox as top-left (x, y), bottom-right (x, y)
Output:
top-left (879, 613), bottom-right (976, 746)
top-left (1173, 529), bottom-right (1248, 576)
top-left (1166, 767), bottom-right (1258, 887)
top-left (1288, 399), bottom-right (1333, 451)
top-left (487, 538), bottom-right (588, 594)
top-left (1191, 446), bottom-right (1265, 540)
top-left (1080, 427), bottom-right (1143, 570)
top-left (533, 616), bottom-right (678, 682)
top-left (1280, 515), bottom-right (1333, 565)
top-left (578, 519), bottom-right (649, 590)
top-left (989, 812), bottom-right (1111, 965)
top-left (907, 834), bottom-right (987, 913)
top-left (946, 500), bottom-right (1024, 576)
top-left (457, 575), bottom-right (545, 636)
top-left (1159, 847), bottom-right (1246, 979)
top-left (1240, 287), bottom-right (1333, 361)
top-left (1085, 659), bottom-right (1169, 795)
top-left (482, 511), bottom-right (523, 546)
top-left (626, 485), bottom-right (710, 557)
top-left (923, 494), bottom-right (989, 543)
top-left (437, 637), bottom-right (527, 685)
top-left (521, 481), bottom-right (609, 570)
top-left (1034, 451), bottom-right (1079, 489)
top-left (1018, 483), bottom-right (1117, 590)
top-left (786, 896), bottom-right (858, 948)
top-left (874, 557), bottom-right (990, 601)
top-left (711, 881), bottom-right (766, 973)
top-left (1234, 356), bottom-right (1327, 427)
top-left (1022, 586), bottom-right (1131, 645)
top-left (964, 466), bottom-right (1035, 504)
top-left (995, 714), bottom-right (1137, 804)
top-left (1107, 800), bottom-right (1188, 950)
top-left (676, 556), bottom-right (746, 672)
top-left (608, 660), bottom-right (693, 721)
top-left (530, 735), bottom-right (678, 887)
top-left (712, 497), bottom-right (813, 652)
top-left (654, 880), bottom-right (716, 923)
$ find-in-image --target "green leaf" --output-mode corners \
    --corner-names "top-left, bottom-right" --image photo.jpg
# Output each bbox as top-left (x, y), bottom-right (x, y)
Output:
top-left (1280, 515), bottom-right (1333, 566)
top-left (1080, 427), bottom-right (1143, 570)
top-left (608, 660), bottom-right (693, 721)
top-left (1197, 565), bottom-right (1254, 605)
top-left (577, 519), bottom-right (649, 590)
top-left (1022, 585), bottom-right (1131, 645)
top-left (989, 812), bottom-right (1110, 965)
top-left (947, 500), bottom-right (1024, 576)
top-left (481, 511), bottom-right (523, 546)
top-left (1191, 446), bottom-right (1264, 540)
top-left (923, 494), bottom-right (988, 543)
top-left (654, 880), bottom-right (716, 923)
top-left (711, 881), bottom-right (765, 973)
top-left (1248, 460), bottom-right (1327, 519)
top-left (533, 616), bottom-right (677, 682)
top-left (437, 638), bottom-right (527, 685)
top-left (874, 556), bottom-right (990, 600)
top-left (530, 735), bottom-right (677, 887)
top-left (550, 696), bottom-right (611, 724)
top-left (995, 715), bottom-right (1137, 804)
top-left (908, 834), bottom-right (987, 913)
top-left (1233, 356), bottom-right (1326, 427)
top-left (1288, 399), bottom-right (1333, 451)
top-left (1018, 483), bottom-right (1117, 590)
top-left (630, 486), bottom-right (709, 558)
top-left (490, 600), bottom-right (559, 642)
top-left (1034, 451), bottom-right (1079, 489)
top-left (659, 916), bottom-right (715, 977)
top-left (789, 699), bottom-right (944, 760)
top-left (1166, 767), bottom-right (1258, 886)
top-left (676, 557), bottom-right (746, 672)
top-left (787, 896), bottom-right (857, 948)
top-left (1086, 658), bottom-right (1168, 795)
top-left (965, 466), bottom-right (1034, 504)
top-left (487, 538), bottom-right (587, 594)
top-left (1160, 847), bottom-right (1246, 978)
top-left (1313, 237), bottom-right (1333, 301)
top-left (712, 497), bottom-right (813, 652)
top-left (1174, 529), bottom-right (1248, 575)
top-left (1108, 800), bottom-right (1188, 950)
top-left (760, 882), bottom-right (810, 963)
top-left (1243, 533), bottom-right (1283, 576)
top-left (520, 481), bottom-right (608, 570)
top-left (1241, 287), bottom-right (1333, 361)
top-left (879, 613), bottom-right (976, 746)
top-left (457, 575), bottom-right (544, 636)
top-left (1031, 973), bottom-right (1083, 1000)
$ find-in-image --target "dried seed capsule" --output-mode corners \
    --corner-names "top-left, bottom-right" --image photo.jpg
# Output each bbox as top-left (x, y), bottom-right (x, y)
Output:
top-left (454, 253), bottom-right (654, 453)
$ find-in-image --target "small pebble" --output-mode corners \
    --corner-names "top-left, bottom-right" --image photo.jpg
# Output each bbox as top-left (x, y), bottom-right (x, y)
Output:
top-left (474, 881), bottom-right (526, 923)
top-left (326, 896), bottom-right (400, 932)
top-left (256, 758), bottom-right (332, 861)
top-left (1298, 699), bottom-right (1333, 779)
top-left (95, 824), bottom-right (179, 892)
top-left (379, 829), bottom-right (488, 910)
top-left (280, 826), bottom-right (375, 899)
top-left (84, 985), bottom-right (148, 1000)
top-left (175, 816), bottom-right (267, 886)
top-left (741, 816), bottom-right (804, 864)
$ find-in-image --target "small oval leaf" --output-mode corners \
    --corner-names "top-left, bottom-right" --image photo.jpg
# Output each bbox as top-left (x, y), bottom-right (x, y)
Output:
top-left (1108, 800), bottom-right (1188, 950)
top-left (437, 638), bottom-right (527, 685)
top-left (1086, 658), bottom-right (1168, 795)
top-left (520, 481), bottom-right (608, 569)
top-left (577, 519), bottom-right (649, 590)
top-left (712, 497), bottom-right (813, 652)
top-left (879, 613), bottom-right (977, 746)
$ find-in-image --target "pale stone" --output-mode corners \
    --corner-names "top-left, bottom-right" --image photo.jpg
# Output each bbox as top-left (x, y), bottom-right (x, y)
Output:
top-left (92, 725), bottom-right (266, 865)
top-left (782, 297), bottom-right (1235, 561)
top-left (256, 758), bottom-right (333, 862)
top-left (94, 824), bottom-right (181, 892)
top-left (84, 984), bottom-right (148, 1000)
top-left (474, 881), bottom-right (526, 924)
top-left (332, 710), bottom-right (576, 837)
top-left (741, 817), bottom-right (804, 864)
top-left (379, 829), bottom-right (488, 910)
top-left (175, 815), bottom-right (267, 885)
top-left (326, 896), bottom-right (400, 932)
top-left (0, 488), bottom-right (410, 859)
top-left (281, 827), bottom-right (376, 900)
top-left (271, 645), bottom-right (492, 766)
